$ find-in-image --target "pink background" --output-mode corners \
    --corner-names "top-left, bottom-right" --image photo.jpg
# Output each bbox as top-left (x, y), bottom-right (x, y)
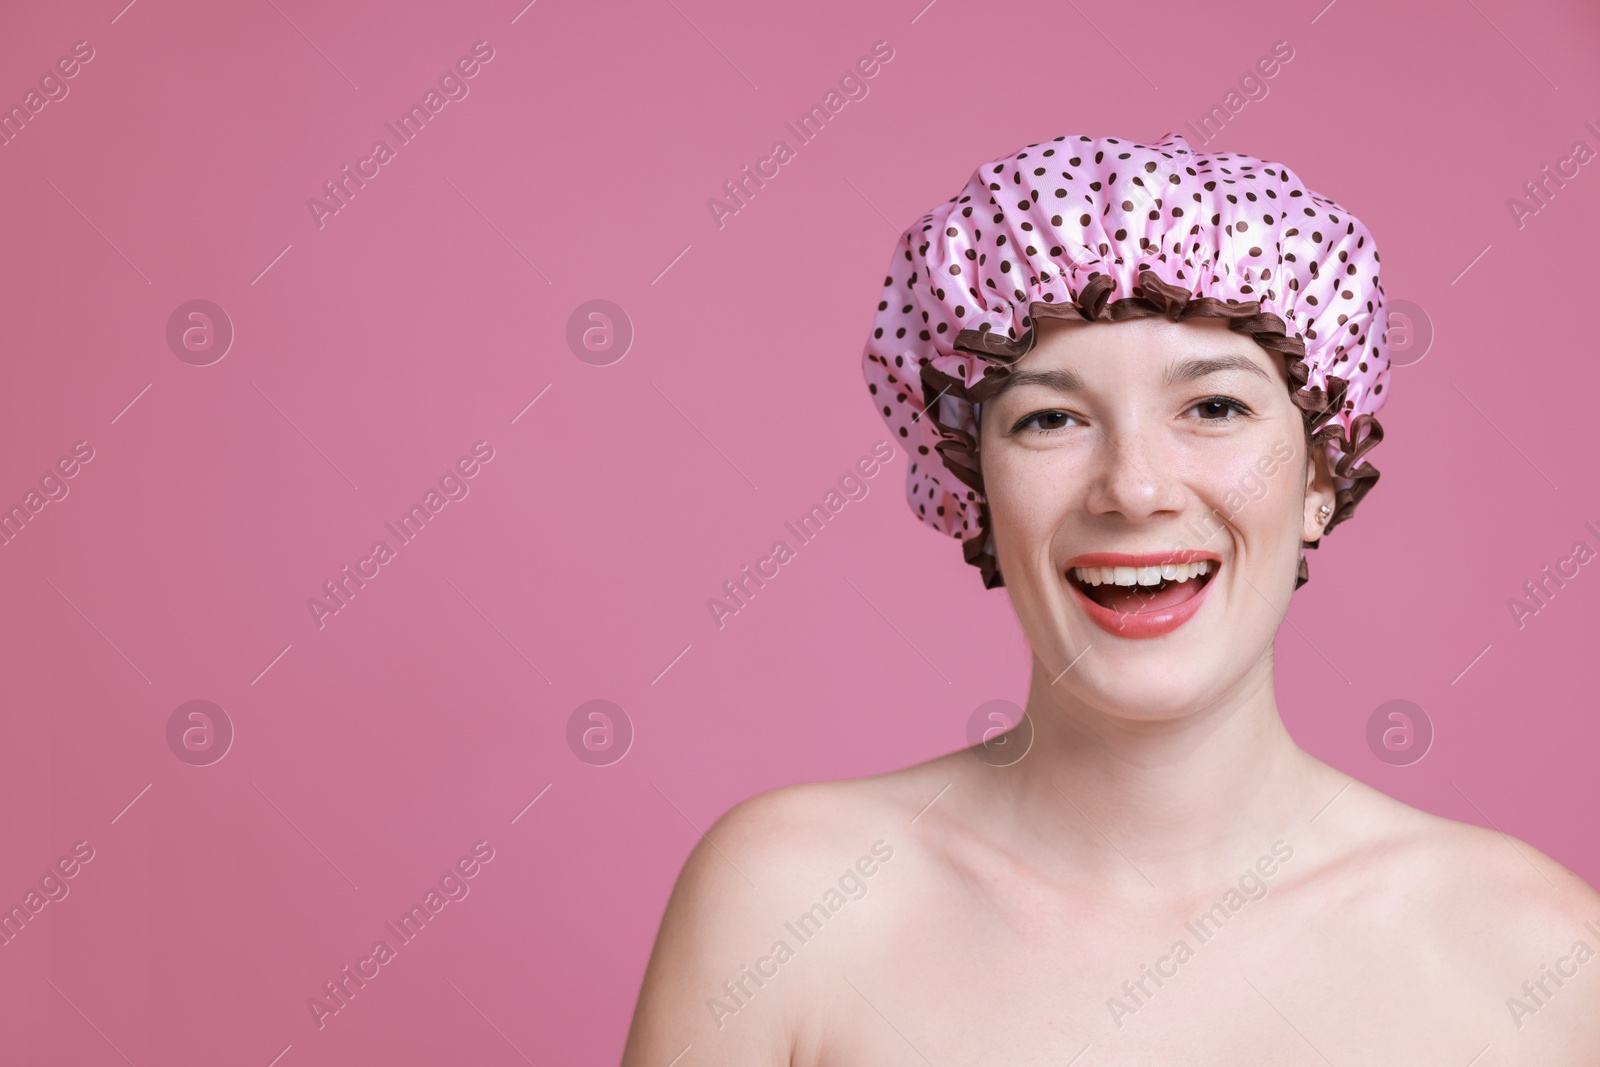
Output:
top-left (2, 0), bottom-right (1597, 1062)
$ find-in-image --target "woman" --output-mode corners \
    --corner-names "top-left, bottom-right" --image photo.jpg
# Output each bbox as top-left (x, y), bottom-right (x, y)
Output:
top-left (621, 133), bottom-right (1600, 1065)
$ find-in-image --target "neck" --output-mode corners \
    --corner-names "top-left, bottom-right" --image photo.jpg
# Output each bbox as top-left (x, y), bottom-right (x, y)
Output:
top-left (998, 650), bottom-right (1341, 893)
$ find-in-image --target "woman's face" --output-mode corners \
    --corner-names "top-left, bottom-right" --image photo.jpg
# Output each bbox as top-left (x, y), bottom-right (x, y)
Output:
top-left (977, 316), bottom-right (1337, 721)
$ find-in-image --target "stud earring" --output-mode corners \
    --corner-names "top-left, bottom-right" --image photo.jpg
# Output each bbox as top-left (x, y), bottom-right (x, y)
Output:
top-left (1316, 503), bottom-right (1332, 524)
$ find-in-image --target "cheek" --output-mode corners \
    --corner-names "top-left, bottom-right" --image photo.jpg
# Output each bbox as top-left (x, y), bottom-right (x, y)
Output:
top-left (1197, 439), bottom-right (1301, 538)
top-left (980, 446), bottom-right (1080, 556)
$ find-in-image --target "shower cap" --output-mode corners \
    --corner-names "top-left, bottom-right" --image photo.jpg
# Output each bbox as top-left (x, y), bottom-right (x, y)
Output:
top-left (861, 131), bottom-right (1388, 589)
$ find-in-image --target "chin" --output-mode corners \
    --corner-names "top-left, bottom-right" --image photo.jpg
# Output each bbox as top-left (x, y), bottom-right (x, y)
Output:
top-left (1063, 644), bottom-right (1250, 723)
top-left (1011, 554), bottom-right (1282, 720)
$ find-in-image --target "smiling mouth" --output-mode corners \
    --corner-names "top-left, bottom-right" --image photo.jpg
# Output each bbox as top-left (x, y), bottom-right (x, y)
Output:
top-left (1067, 561), bottom-right (1217, 615)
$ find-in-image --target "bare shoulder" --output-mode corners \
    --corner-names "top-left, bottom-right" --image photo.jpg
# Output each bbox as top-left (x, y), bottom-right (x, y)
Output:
top-left (1319, 777), bottom-right (1600, 1053)
top-left (1336, 778), bottom-right (1600, 929)
top-left (692, 762), bottom-right (937, 860)
top-left (619, 759), bottom-right (950, 1067)
top-left (676, 755), bottom-right (955, 899)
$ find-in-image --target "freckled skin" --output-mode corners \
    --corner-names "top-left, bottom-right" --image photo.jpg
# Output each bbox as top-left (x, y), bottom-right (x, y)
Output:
top-left (621, 320), bottom-right (1600, 1067)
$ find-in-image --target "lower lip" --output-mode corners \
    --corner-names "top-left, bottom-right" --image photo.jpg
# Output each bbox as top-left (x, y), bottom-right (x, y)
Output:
top-left (1066, 569), bottom-right (1217, 639)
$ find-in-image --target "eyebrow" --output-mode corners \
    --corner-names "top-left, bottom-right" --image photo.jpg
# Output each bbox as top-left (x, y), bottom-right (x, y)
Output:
top-left (1162, 355), bottom-right (1273, 387)
top-left (994, 368), bottom-right (1086, 395)
top-left (993, 354), bottom-right (1270, 397)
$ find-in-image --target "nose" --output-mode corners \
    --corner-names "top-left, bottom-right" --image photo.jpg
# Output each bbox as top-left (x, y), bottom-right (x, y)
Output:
top-left (1081, 420), bottom-right (1185, 522)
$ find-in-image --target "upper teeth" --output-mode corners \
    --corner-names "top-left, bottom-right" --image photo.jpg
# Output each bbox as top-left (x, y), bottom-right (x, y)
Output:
top-left (1072, 561), bottom-right (1214, 586)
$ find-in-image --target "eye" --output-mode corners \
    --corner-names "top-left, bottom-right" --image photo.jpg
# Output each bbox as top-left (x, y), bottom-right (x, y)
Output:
top-left (1188, 396), bottom-right (1252, 422)
top-left (1013, 409), bottom-right (1079, 434)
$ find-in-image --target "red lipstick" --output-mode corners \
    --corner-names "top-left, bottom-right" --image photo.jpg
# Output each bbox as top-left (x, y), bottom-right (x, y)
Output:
top-left (1062, 550), bottom-right (1221, 639)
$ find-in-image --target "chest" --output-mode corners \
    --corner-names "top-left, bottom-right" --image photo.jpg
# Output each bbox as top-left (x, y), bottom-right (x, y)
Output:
top-left (792, 881), bottom-right (1511, 1067)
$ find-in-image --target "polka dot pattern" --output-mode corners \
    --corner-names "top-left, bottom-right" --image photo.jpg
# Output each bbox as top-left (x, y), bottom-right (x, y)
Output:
top-left (860, 131), bottom-right (1390, 589)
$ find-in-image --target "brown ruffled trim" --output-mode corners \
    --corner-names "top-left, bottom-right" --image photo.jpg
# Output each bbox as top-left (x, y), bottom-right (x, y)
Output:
top-left (919, 269), bottom-right (1383, 591)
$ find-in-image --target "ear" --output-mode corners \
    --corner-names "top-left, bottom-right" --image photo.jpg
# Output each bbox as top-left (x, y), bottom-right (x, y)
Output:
top-left (1301, 438), bottom-right (1338, 544)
